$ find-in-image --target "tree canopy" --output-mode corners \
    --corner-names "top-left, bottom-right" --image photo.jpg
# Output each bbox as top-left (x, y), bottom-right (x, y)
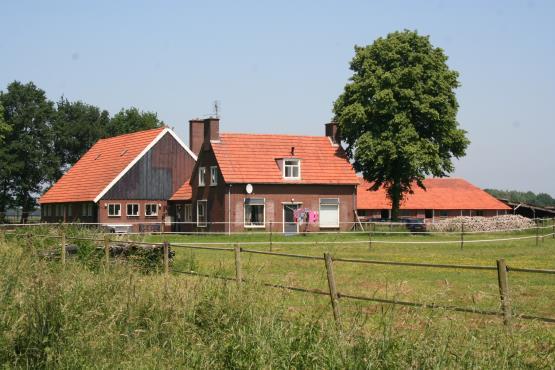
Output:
top-left (333, 30), bottom-right (470, 219)
top-left (0, 80), bottom-right (165, 222)
top-left (485, 189), bottom-right (555, 208)
top-left (0, 105), bottom-right (11, 145)
top-left (0, 82), bottom-right (59, 220)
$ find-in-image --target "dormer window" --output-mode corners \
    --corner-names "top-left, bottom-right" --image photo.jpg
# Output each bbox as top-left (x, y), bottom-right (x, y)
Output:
top-left (283, 159), bottom-right (300, 180)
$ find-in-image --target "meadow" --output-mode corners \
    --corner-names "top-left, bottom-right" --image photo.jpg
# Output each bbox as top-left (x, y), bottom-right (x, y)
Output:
top-left (0, 224), bottom-right (554, 368)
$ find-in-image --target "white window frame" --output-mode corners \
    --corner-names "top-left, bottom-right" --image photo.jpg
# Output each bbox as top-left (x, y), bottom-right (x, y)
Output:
top-left (244, 198), bottom-right (265, 228)
top-left (145, 203), bottom-right (158, 217)
top-left (126, 203), bottom-right (140, 217)
top-left (319, 198), bottom-right (340, 228)
top-left (197, 200), bottom-right (207, 227)
top-left (184, 204), bottom-right (193, 222)
top-left (107, 203), bottom-right (121, 217)
top-left (283, 159), bottom-right (301, 180)
top-left (198, 167), bottom-right (206, 187)
top-left (210, 166), bottom-right (218, 186)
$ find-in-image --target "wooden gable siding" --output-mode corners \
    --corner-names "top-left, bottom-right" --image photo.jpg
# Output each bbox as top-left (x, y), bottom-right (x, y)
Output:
top-left (102, 132), bottom-right (195, 200)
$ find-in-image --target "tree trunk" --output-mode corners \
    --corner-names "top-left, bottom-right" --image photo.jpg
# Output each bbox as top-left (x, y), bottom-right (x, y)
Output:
top-left (390, 181), bottom-right (402, 221)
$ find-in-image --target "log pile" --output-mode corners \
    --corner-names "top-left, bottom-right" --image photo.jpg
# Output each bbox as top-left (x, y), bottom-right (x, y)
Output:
top-left (428, 215), bottom-right (535, 232)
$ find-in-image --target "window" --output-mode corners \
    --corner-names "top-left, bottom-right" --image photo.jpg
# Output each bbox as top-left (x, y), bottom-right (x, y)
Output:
top-left (184, 204), bottom-right (192, 222)
top-left (474, 210), bottom-right (484, 217)
top-left (197, 200), bottom-right (207, 227)
top-left (82, 204), bottom-right (94, 217)
top-left (145, 203), bottom-right (158, 217)
top-left (108, 204), bottom-right (121, 217)
top-left (127, 203), bottom-right (139, 217)
top-left (67, 205), bottom-right (72, 217)
top-left (319, 198), bottom-right (339, 228)
top-left (439, 210), bottom-right (448, 218)
top-left (56, 204), bottom-right (62, 217)
top-left (425, 209), bottom-right (433, 219)
top-left (244, 198), bottom-right (265, 227)
top-left (198, 167), bottom-right (206, 186)
top-left (210, 166), bottom-right (218, 186)
top-left (283, 159), bottom-right (300, 180)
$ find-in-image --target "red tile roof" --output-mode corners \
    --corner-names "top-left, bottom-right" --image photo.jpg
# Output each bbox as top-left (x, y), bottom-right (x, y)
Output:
top-left (211, 133), bottom-right (359, 184)
top-left (39, 127), bottom-right (167, 204)
top-left (169, 179), bottom-right (192, 201)
top-left (357, 178), bottom-right (511, 210)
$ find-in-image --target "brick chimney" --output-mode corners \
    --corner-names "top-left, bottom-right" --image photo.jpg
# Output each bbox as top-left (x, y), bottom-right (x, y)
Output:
top-left (204, 117), bottom-right (220, 144)
top-left (189, 119), bottom-right (204, 156)
top-left (325, 122), bottom-right (340, 144)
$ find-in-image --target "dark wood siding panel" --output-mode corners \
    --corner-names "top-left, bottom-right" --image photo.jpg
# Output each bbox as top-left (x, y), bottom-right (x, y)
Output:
top-left (102, 132), bottom-right (195, 200)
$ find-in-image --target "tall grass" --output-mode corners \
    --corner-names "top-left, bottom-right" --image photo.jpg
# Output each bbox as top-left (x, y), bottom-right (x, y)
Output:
top-left (0, 232), bottom-right (554, 368)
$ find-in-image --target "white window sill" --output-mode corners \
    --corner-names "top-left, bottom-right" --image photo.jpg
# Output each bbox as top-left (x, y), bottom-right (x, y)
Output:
top-left (244, 224), bottom-right (266, 228)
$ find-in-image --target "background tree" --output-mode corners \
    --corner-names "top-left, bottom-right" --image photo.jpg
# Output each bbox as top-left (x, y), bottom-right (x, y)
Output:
top-left (53, 97), bottom-right (110, 177)
top-left (485, 188), bottom-right (555, 207)
top-left (334, 30), bottom-right (469, 220)
top-left (0, 81), bottom-right (59, 222)
top-left (105, 107), bottom-right (164, 137)
top-left (0, 105), bottom-right (11, 145)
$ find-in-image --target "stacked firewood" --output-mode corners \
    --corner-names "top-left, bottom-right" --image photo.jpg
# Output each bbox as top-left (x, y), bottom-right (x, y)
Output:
top-left (428, 215), bottom-right (535, 232)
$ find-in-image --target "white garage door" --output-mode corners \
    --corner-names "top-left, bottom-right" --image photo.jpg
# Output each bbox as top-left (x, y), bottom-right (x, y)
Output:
top-left (320, 198), bottom-right (339, 228)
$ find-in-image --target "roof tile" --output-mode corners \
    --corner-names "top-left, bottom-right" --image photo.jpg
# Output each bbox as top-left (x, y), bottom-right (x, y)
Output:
top-left (357, 178), bottom-right (511, 210)
top-left (39, 127), bottom-right (166, 204)
top-left (211, 133), bottom-right (359, 184)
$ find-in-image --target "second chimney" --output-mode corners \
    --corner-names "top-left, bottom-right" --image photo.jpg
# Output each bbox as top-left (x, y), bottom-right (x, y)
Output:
top-left (204, 117), bottom-right (220, 144)
top-left (325, 122), bottom-right (341, 144)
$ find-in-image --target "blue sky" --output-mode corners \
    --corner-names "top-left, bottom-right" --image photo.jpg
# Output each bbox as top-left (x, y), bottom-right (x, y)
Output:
top-left (1, 0), bottom-right (554, 194)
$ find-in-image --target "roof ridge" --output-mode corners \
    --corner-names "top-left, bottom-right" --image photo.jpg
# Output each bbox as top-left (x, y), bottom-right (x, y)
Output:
top-left (220, 132), bottom-right (329, 139)
top-left (99, 126), bottom-right (166, 142)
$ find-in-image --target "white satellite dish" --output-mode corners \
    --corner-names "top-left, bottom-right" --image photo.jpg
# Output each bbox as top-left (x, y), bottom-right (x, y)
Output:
top-left (246, 183), bottom-right (253, 194)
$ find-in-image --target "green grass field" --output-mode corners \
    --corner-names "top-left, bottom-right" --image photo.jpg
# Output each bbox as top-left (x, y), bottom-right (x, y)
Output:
top-left (1, 225), bottom-right (554, 368)
top-left (137, 227), bottom-right (555, 321)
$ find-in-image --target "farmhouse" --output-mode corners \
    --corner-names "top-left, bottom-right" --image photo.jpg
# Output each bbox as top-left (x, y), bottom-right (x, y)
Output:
top-left (169, 118), bottom-right (359, 233)
top-left (39, 127), bottom-right (197, 232)
top-left (357, 178), bottom-right (512, 221)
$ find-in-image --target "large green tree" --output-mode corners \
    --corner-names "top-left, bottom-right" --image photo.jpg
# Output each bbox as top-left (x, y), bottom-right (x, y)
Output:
top-left (334, 30), bottom-right (469, 220)
top-left (0, 105), bottom-right (11, 145)
top-left (104, 107), bottom-right (164, 137)
top-left (0, 81), bottom-right (59, 222)
top-left (53, 97), bottom-right (110, 175)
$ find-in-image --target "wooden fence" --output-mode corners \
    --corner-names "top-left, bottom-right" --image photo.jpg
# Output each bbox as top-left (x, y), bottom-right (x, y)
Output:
top-left (7, 231), bottom-right (555, 329)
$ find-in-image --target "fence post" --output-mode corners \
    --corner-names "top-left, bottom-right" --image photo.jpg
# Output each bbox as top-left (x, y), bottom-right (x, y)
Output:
top-left (368, 230), bottom-right (372, 249)
top-left (496, 259), bottom-right (511, 327)
top-left (104, 235), bottom-right (110, 267)
top-left (552, 217), bottom-right (554, 239)
top-left (61, 231), bottom-right (66, 266)
top-left (324, 252), bottom-right (342, 328)
top-left (269, 221), bottom-right (273, 252)
top-left (460, 222), bottom-right (464, 250)
top-left (536, 222), bottom-right (539, 246)
top-left (234, 244), bottom-right (242, 285)
top-left (163, 241), bottom-right (170, 275)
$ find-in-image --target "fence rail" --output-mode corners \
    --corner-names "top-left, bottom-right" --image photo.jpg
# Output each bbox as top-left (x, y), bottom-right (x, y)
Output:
top-left (11, 231), bottom-right (555, 328)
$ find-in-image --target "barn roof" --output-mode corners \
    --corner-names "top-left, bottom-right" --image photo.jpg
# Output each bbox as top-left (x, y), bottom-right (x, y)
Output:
top-left (357, 178), bottom-right (512, 210)
top-left (169, 179), bottom-right (192, 201)
top-left (39, 127), bottom-right (195, 204)
top-left (210, 133), bottom-right (359, 185)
